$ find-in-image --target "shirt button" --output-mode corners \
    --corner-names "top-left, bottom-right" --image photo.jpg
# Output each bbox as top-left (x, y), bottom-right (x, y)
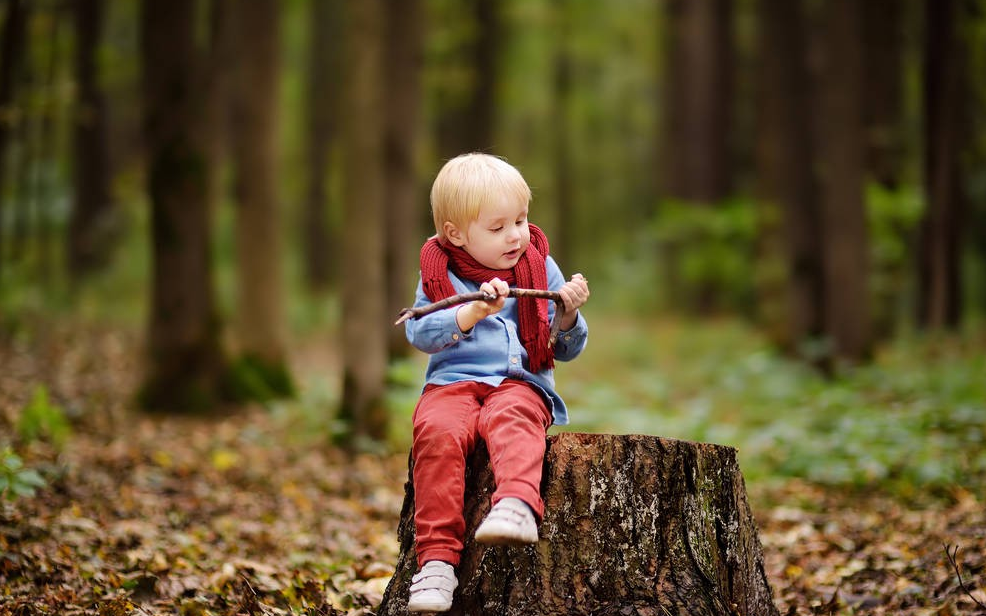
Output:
top-left (564, 335), bottom-right (572, 341)
top-left (510, 357), bottom-right (519, 364)
top-left (452, 334), bottom-right (459, 341)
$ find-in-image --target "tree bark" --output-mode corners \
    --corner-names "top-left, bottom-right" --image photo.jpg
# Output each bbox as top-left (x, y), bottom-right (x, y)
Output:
top-left (434, 0), bottom-right (499, 160)
top-left (68, 0), bottom-right (115, 279)
top-left (660, 0), bottom-right (733, 203)
top-left (379, 432), bottom-right (779, 616)
top-left (384, 0), bottom-right (424, 360)
top-left (753, 0), bottom-right (824, 354)
top-left (339, 0), bottom-right (389, 442)
top-left (139, 0), bottom-right (226, 411)
top-left (918, 0), bottom-right (966, 330)
top-left (0, 0), bottom-right (28, 281)
top-left (862, 0), bottom-right (906, 341)
top-left (861, 0), bottom-right (904, 190)
top-left (816, 0), bottom-right (872, 364)
top-left (33, 8), bottom-right (63, 283)
top-left (228, 0), bottom-right (292, 394)
top-left (9, 0), bottom-right (34, 264)
top-left (658, 0), bottom-right (734, 315)
top-left (304, 0), bottom-right (342, 293)
top-left (551, 0), bottom-right (574, 271)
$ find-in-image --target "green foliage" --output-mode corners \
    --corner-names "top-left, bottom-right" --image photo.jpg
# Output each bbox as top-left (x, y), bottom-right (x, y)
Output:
top-left (867, 183), bottom-right (924, 330)
top-left (269, 373), bottom-right (345, 445)
top-left (17, 385), bottom-right (71, 449)
top-left (224, 354), bottom-right (297, 404)
top-left (744, 345), bottom-right (986, 495)
top-left (385, 356), bottom-right (427, 449)
top-left (867, 183), bottom-right (924, 268)
top-left (0, 447), bottom-right (46, 501)
top-left (560, 314), bottom-right (986, 499)
top-left (649, 199), bottom-right (758, 313)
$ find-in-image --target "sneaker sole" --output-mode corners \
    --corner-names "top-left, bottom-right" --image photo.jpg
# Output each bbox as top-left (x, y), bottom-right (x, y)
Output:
top-left (408, 603), bottom-right (452, 613)
top-left (474, 529), bottom-right (538, 545)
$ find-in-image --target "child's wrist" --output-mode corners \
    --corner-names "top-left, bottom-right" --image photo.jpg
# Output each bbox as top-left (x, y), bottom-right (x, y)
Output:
top-left (455, 303), bottom-right (484, 331)
top-left (560, 309), bottom-right (578, 331)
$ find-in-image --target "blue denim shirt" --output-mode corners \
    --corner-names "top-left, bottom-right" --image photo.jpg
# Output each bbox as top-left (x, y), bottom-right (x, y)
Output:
top-left (404, 256), bottom-right (588, 426)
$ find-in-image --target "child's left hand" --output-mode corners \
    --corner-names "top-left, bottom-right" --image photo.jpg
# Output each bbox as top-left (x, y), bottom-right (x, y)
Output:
top-left (558, 273), bottom-right (589, 329)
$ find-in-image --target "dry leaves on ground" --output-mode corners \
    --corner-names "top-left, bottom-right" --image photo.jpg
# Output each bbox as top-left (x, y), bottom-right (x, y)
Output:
top-left (1, 326), bottom-right (984, 615)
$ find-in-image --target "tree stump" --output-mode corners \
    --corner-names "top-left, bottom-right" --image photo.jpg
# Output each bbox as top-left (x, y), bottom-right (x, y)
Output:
top-left (378, 432), bottom-right (779, 616)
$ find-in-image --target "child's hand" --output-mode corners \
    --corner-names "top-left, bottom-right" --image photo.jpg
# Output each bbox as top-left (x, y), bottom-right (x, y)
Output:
top-left (476, 277), bottom-right (510, 315)
top-left (456, 277), bottom-right (509, 332)
top-left (558, 273), bottom-right (589, 330)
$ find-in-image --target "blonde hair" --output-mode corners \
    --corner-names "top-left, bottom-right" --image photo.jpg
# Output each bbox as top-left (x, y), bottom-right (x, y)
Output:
top-left (430, 153), bottom-right (532, 241)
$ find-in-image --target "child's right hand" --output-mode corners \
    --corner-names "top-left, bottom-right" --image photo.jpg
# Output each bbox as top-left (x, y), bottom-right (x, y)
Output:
top-left (456, 277), bottom-right (509, 332)
top-left (477, 278), bottom-right (509, 314)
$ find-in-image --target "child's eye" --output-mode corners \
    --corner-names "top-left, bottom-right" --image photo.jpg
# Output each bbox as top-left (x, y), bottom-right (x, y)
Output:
top-left (491, 226), bottom-right (503, 233)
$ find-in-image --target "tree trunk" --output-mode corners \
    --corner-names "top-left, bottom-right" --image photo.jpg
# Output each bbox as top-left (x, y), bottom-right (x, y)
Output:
top-left (434, 0), bottom-right (499, 160)
top-left (339, 0), bottom-right (389, 442)
top-left (754, 0), bottom-right (824, 354)
top-left (228, 0), bottom-right (293, 396)
top-left (10, 0), bottom-right (34, 264)
top-left (303, 0), bottom-right (342, 294)
top-left (658, 0), bottom-right (734, 315)
top-left (862, 0), bottom-right (906, 341)
top-left (68, 0), bottom-right (115, 279)
top-left (660, 0), bottom-right (733, 203)
top-left (384, 0), bottom-right (423, 360)
top-left (139, 0), bottom-right (226, 411)
top-left (471, 0), bottom-right (497, 153)
top-left (33, 8), bottom-right (62, 284)
top-left (551, 0), bottom-right (574, 271)
top-left (816, 0), bottom-right (872, 364)
top-left (379, 433), bottom-right (779, 616)
top-left (918, 0), bottom-right (966, 330)
top-left (203, 0), bottom-right (234, 227)
top-left (0, 0), bottom-right (28, 281)
top-left (861, 0), bottom-right (904, 190)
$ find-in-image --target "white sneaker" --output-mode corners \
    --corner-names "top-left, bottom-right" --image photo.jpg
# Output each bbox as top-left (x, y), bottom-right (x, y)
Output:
top-left (408, 560), bottom-right (457, 613)
top-left (474, 497), bottom-right (539, 545)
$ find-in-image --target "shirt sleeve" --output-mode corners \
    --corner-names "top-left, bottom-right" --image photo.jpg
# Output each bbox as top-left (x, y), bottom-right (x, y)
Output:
top-left (546, 256), bottom-right (588, 362)
top-left (554, 311), bottom-right (588, 361)
top-left (403, 277), bottom-right (472, 354)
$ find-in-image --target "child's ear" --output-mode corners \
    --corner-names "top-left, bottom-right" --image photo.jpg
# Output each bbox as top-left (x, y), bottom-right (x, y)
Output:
top-left (444, 221), bottom-right (466, 247)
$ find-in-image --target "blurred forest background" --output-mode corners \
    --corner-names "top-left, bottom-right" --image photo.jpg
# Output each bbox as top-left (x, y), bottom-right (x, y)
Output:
top-left (1, 0), bottom-right (985, 484)
top-left (2, 0), bottom-right (986, 613)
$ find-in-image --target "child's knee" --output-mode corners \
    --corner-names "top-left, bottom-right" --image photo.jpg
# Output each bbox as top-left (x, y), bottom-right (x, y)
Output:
top-left (413, 420), bottom-right (476, 458)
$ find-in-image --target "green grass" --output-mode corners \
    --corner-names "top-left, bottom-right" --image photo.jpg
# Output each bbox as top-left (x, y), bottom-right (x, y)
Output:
top-left (551, 309), bottom-right (986, 499)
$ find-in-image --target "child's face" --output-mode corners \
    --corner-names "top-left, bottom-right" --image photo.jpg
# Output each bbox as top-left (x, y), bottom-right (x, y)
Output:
top-left (445, 195), bottom-right (530, 270)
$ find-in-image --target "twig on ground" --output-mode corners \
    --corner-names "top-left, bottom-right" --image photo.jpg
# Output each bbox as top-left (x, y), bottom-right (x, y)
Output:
top-left (394, 288), bottom-right (567, 347)
top-left (944, 543), bottom-right (986, 610)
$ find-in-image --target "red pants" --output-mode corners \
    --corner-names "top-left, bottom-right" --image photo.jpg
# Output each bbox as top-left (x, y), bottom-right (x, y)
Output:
top-left (411, 379), bottom-right (552, 567)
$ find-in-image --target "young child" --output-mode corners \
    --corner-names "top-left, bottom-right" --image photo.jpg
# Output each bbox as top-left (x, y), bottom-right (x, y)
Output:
top-left (403, 153), bottom-right (590, 612)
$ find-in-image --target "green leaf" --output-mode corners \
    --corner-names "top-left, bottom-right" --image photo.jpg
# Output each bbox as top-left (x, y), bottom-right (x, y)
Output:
top-left (17, 468), bottom-right (45, 488)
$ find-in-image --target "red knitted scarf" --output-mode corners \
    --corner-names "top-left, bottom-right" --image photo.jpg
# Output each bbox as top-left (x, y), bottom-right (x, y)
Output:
top-left (419, 223), bottom-right (554, 372)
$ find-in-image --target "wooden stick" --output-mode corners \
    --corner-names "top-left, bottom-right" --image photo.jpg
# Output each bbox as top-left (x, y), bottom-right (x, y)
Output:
top-left (394, 288), bottom-right (567, 347)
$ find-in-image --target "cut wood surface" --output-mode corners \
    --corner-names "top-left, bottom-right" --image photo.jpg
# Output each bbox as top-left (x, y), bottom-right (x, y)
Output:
top-left (379, 432), bottom-right (779, 616)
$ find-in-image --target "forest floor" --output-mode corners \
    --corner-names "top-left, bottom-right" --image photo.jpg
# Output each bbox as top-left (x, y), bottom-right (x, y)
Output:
top-left (1, 324), bottom-right (984, 615)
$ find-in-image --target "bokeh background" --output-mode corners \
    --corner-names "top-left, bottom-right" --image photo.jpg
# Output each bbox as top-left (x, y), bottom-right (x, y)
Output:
top-left (1, 0), bottom-right (984, 493)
